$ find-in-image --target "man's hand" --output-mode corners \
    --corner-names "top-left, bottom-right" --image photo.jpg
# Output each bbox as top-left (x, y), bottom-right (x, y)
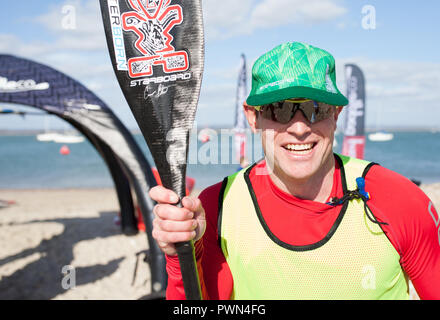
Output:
top-left (149, 185), bottom-right (206, 256)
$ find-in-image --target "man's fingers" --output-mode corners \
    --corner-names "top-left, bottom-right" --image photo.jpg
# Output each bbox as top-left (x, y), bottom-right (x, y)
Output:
top-left (150, 192), bottom-right (206, 255)
top-left (181, 196), bottom-right (203, 213)
top-left (152, 228), bottom-right (196, 244)
top-left (149, 185), bottom-right (180, 204)
top-left (153, 217), bottom-right (198, 233)
top-left (154, 203), bottom-right (194, 221)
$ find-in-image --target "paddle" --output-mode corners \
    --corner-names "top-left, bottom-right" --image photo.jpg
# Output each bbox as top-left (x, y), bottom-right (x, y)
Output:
top-left (99, 0), bottom-right (204, 300)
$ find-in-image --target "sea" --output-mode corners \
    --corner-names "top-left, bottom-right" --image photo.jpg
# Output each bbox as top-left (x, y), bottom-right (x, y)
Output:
top-left (1, 131), bottom-right (440, 191)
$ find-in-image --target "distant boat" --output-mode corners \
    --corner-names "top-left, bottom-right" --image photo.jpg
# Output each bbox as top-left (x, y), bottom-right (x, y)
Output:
top-left (36, 116), bottom-right (85, 143)
top-left (52, 132), bottom-right (85, 144)
top-left (36, 116), bottom-right (59, 142)
top-left (368, 102), bottom-right (393, 142)
top-left (36, 132), bottom-right (84, 143)
top-left (368, 131), bottom-right (394, 142)
top-left (36, 132), bottom-right (59, 142)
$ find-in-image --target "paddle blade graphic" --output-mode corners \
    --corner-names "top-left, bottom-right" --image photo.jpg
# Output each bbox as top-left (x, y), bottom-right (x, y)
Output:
top-left (100, 0), bottom-right (204, 299)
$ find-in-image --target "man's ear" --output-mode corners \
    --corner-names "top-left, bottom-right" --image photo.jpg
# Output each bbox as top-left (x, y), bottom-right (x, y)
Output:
top-left (243, 102), bottom-right (258, 133)
top-left (334, 106), bottom-right (343, 121)
top-left (333, 106), bottom-right (343, 131)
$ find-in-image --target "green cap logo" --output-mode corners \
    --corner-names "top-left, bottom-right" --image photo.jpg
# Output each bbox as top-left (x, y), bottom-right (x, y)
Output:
top-left (246, 42), bottom-right (348, 106)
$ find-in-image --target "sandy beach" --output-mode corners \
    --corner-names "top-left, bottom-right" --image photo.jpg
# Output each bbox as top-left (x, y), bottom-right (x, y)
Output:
top-left (0, 188), bottom-right (155, 300)
top-left (0, 184), bottom-right (438, 300)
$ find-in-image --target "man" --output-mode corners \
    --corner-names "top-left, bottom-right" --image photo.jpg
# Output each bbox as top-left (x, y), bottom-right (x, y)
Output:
top-left (150, 42), bottom-right (440, 299)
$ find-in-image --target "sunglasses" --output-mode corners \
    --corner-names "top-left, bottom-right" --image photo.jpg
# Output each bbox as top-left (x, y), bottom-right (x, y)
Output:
top-left (254, 99), bottom-right (336, 124)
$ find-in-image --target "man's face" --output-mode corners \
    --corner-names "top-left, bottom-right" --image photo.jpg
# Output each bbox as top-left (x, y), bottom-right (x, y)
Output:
top-left (245, 103), bottom-right (341, 184)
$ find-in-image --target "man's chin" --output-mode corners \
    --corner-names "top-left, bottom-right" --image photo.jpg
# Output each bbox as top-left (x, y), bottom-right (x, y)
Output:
top-left (273, 163), bottom-right (317, 183)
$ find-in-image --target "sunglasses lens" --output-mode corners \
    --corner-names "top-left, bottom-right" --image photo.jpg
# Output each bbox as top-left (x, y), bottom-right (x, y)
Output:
top-left (273, 101), bottom-right (294, 124)
top-left (299, 100), bottom-right (315, 122)
top-left (261, 103), bottom-right (276, 121)
top-left (310, 102), bottom-right (333, 122)
top-left (259, 100), bottom-right (334, 124)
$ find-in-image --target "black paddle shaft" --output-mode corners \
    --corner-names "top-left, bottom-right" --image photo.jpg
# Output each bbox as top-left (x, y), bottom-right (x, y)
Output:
top-left (99, 0), bottom-right (204, 299)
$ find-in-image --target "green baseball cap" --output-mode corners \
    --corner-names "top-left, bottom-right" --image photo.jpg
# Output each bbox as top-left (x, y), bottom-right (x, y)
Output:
top-left (246, 42), bottom-right (348, 107)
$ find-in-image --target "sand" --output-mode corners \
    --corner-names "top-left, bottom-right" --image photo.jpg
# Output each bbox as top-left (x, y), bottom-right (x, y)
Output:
top-left (0, 188), bottom-right (153, 300)
top-left (0, 184), bottom-right (439, 300)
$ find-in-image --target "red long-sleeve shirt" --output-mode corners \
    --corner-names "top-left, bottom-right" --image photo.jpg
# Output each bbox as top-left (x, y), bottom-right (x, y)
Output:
top-left (165, 158), bottom-right (440, 300)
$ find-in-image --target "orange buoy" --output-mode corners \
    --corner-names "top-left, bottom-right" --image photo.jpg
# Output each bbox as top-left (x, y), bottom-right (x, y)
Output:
top-left (60, 145), bottom-right (70, 155)
top-left (200, 134), bottom-right (210, 143)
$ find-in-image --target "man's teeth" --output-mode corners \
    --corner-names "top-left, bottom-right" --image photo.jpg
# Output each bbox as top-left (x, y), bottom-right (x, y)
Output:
top-left (285, 143), bottom-right (314, 151)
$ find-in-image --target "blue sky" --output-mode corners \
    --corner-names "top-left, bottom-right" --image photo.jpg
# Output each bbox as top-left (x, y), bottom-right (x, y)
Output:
top-left (0, 0), bottom-right (439, 131)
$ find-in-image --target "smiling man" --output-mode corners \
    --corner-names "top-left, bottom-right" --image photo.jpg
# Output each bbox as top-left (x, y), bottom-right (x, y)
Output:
top-left (150, 42), bottom-right (440, 300)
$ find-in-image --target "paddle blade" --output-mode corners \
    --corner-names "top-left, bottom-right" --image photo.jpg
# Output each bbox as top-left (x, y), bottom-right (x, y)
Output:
top-left (100, 0), bottom-right (204, 300)
top-left (99, 0), bottom-right (204, 198)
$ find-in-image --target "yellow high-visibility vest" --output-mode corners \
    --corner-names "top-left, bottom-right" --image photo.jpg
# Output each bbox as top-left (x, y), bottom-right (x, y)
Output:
top-left (219, 154), bottom-right (409, 299)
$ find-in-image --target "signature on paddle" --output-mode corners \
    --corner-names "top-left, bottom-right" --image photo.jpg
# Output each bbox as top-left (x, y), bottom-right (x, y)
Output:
top-left (144, 83), bottom-right (175, 99)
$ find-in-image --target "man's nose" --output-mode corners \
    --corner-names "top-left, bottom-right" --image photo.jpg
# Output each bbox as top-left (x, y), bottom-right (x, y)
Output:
top-left (285, 109), bottom-right (312, 137)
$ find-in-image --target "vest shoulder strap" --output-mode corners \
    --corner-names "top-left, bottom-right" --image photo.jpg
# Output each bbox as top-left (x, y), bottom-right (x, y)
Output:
top-left (334, 153), bottom-right (379, 192)
top-left (217, 166), bottom-right (255, 247)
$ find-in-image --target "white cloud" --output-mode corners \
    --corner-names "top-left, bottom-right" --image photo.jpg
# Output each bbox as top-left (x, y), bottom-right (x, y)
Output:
top-left (203, 0), bottom-right (254, 39)
top-left (336, 22), bottom-right (346, 29)
top-left (250, 0), bottom-right (346, 26)
top-left (34, 0), bottom-right (106, 51)
top-left (0, 1), bottom-right (115, 91)
top-left (203, 0), bottom-right (347, 40)
top-left (335, 57), bottom-right (440, 128)
top-left (0, 0), bottom-right (106, 56)
top-left (337, 58), bottom-right (440, 100)
top-left (0, 34), bottom-right (53, 57)
top-left (201, 55), bottom-right (440, 129)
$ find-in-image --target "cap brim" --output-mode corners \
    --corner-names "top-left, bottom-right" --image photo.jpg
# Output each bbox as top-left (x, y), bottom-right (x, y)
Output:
top-left (246, 86), bottom-right (348, 106)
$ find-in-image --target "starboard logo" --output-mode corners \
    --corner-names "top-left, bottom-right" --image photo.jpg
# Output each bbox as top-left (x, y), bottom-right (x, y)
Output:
top-left (120, 0), bottom-right (189, 78)
top-left (0, 76), bottom-right (49, 93)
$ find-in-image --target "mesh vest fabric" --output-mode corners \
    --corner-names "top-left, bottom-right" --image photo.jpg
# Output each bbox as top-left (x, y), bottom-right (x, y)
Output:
top-left (219, 154), bottom-right (409, 300)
